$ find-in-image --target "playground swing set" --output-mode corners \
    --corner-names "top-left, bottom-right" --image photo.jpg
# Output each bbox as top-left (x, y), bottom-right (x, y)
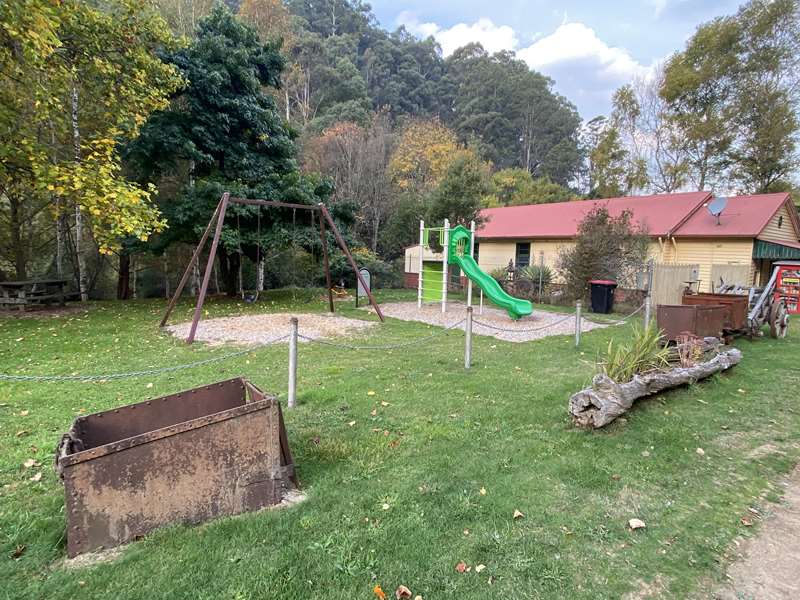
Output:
top-left (416, 219), bottom-right (533, 320)
top-left (161, 192), bottom-right (385, 343)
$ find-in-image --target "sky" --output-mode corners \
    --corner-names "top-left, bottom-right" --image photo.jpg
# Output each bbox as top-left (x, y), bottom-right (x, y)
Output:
top-left (367, 0), bottom-right (742, 119)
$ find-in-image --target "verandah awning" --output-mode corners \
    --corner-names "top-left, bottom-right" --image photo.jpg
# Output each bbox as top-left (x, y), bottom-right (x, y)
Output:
top-left (753, 238), bottom-right (800, 260)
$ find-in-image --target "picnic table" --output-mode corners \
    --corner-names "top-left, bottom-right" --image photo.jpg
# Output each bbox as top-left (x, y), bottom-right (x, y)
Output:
top-left (0, 279), bottom-right (72, 311)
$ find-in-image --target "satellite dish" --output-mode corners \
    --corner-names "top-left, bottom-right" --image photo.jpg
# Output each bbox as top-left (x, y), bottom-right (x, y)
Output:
top-left (707, 196), bottom-right (728, 224)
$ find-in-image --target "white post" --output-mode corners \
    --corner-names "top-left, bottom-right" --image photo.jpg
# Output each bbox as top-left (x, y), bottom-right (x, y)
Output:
top-left (465, 306), bottom-right (473, 369)
top-left (441, 219), bottom-right (449, 314)
top-left (644, 295), bottom-right (652, 329)
top-left (479, 289), bottom-right (484, 315)
top-left (467, 220), bottom-right (475, 308)
top-left (575, 300), bottom-right (582, 347)
top-left (417, 220), bottom-right (424, 309)
top-left (288, 317), bottom-right (298, 408)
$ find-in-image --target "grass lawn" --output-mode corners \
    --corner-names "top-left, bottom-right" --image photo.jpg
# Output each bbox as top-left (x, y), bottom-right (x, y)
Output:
top-left (1, 289), bottom-right (799, 599)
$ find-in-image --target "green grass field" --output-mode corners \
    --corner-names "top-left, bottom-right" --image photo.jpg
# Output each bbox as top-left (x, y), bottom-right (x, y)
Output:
top-left (1, 289), bottom-right (798, 599)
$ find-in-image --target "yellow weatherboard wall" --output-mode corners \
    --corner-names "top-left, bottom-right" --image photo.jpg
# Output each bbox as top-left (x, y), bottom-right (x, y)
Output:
top-left (759, 203), bottom-right (800, 244)
top-left (666, 238), bottom-right (754, 291)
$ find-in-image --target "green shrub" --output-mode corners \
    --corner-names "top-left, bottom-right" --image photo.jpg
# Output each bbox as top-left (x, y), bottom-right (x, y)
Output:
top-left (517, 264), bottom-right (552, 288)
top-left (599, 323), bottom-right (669, 382)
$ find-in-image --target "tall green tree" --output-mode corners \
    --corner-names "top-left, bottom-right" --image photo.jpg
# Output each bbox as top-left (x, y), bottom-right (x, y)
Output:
top-left (126, 5), bottom-right (328, 295)
top-left (483, 168), bottom-right (572, 207)
top-left (426, 150), bottom-right (491, 228)
top-left (661, 0), bottom-right (800, 193)
top-left (439, 43), bottom-right (582, 185)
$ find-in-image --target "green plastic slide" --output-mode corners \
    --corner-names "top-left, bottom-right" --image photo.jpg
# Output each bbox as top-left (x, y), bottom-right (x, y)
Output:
top-left (448, 225), bottom-right (533, 320)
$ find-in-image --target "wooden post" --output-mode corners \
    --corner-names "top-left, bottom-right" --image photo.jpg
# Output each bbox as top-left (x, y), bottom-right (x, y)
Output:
top-left (318, 210), bottom-right (334, 314)
top-left (160, 196), bottom-right (224, 327)
top-left (319, 204), bottom-right (384, 322)
top-left (187, 193), bottom-right (230, 343)
top-left (288, 317), bottom-right (298, 408)
top-left (575, 300), bottom-right (582, 347)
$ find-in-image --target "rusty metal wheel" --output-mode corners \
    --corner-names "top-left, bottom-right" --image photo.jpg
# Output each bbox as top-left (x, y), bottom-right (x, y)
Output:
top-left (769, 300), bottom-right (789, 338)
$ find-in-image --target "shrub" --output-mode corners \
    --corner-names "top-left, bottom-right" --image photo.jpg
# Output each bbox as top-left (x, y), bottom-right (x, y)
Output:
top-left (598, 323), bottom-right (670, 382)
top-left (559, 206), bottom-right (649, 300)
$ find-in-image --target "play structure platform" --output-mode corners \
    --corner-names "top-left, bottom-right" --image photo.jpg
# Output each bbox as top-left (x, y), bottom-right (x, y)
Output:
top-left (416, 219), bottom-right (532, 320)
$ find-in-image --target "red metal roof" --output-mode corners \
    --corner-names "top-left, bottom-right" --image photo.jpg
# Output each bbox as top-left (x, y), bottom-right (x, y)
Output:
top-left (675, 193), bottom-right (796, 237)
top-left (477, 191), bottom-right (797, 240)
top-left (477, 192), bottom-right (711, 239)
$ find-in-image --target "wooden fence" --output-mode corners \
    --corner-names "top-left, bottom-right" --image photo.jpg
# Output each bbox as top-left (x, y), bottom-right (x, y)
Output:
top-left (651, 263), bottom-right (699, 306)
top-left (709, 264), bottom-right (752, 291)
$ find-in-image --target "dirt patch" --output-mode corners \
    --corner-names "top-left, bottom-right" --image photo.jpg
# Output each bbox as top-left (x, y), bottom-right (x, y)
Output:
top-left (374, 301), bottom-right (609, 343)
top-left (0, 305), bottom-right (88, 319)
top-left (165, 312), bottom-right (376, 345)
top-left (623, 575), bottom-right (668, 599)
top-left (59, 547), bottom-right (125, 570)
top-left (712, 464), bottom-right (800, 599)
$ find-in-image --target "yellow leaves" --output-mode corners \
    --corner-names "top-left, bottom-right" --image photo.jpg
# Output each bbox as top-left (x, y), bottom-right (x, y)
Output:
top-left (388, 118), bottom-right (460, 193)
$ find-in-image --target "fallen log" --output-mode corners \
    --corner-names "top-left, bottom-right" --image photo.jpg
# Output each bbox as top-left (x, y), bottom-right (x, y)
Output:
top-left (569, 348), bottom-right (742, 428)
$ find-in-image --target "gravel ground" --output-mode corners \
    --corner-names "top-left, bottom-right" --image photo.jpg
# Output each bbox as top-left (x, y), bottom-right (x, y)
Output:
top-left (375, 301), bottom-right (609, 343)
top-left (166, 312), bottom-right (376, 345)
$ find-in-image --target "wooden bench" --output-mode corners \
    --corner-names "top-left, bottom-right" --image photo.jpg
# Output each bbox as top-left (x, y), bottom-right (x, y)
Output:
top-left (0, 279), bottom-right (71, 311)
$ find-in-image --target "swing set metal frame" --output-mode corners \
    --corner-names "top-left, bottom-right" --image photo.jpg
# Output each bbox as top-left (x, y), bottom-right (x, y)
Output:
top-left (161, 192), bottom-right (385, 343)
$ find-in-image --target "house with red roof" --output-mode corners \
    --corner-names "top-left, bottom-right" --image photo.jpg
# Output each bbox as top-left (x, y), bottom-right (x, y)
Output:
top-left (405, 191), bottom-right (800, 296)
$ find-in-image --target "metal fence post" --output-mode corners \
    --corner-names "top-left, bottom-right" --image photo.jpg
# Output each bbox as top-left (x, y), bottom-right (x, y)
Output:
top-left (644, 294), bottom-right (652, 329)
top-left (465, 306), bottom-right (473, 369)
top-left (575, 300), bottom-right (582, 347)
top-left (288, 317), bottom-right (298, 408)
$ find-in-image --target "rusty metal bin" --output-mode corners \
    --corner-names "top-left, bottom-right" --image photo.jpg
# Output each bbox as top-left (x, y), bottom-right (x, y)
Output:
top-left (682, 292), bottom-right (749, 331)
top-left (657, 304), bottom-right (726, 341)
top-left (56, 378), bottom-right (296, 557)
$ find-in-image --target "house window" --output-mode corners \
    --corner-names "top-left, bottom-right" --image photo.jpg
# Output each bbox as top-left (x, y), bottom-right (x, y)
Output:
top-left (778, 215), bottom-right (784, 228)
top-left (515, 242), bottom-right (530, 268)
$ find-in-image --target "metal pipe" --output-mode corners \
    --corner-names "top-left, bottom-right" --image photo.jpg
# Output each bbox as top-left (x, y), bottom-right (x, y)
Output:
top-left (417, 220), bottom-right (424, 309)
top-left (288, 317), bottom-right (298, 408)
top-left (467, 220), bottom-right (475, 308)
top-left (479, 289), bottom-right (484, 315)
top-left (441, 219), bottom-right (449, 314)
top-left (465, 306), bottom-right (473, 369)
top-left (575, 300), bottom-right (582, 347)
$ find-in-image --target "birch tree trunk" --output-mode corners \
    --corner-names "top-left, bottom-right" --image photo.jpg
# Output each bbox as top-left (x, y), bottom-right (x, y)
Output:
top-left (71, 84), bottom-right (88, 301)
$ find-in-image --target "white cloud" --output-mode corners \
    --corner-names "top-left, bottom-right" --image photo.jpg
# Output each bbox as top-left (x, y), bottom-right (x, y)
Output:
top-left (517, 22), bottom-right (650, 83)
top-left (397, 12), bottom-right (518, 56)
top-left (395, 13), bottom-right (653, 117)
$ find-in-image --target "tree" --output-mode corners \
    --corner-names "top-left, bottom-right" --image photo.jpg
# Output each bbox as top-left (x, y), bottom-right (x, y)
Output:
top-left (558, 206), bottom-right (650, 300)
top-left (661, 0), bottom-right (800, 193)
top-left (484, 168), bottom-right (572, 207)
top-left (302, 113), bottom-right (394, 251)
top-left (587, 124), bottom-right (629, 199)
top-left (439, 44), bottom-right (582, 185)
top-left (426, 150), bottom-right (491, 228)
top-left (388, 119), bottom-right (459, 195)
top-left (126, 5), bottom-right (327, 296)
top-left (1, 0), bottom-right (182, 293)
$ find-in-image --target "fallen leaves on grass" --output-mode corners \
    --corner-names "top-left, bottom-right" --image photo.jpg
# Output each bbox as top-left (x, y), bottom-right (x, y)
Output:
top-left (628, 518), bottom-right (646, 530)
top-left (29, 472), bottom-right (42, 482)
top-left (367, 390), bottom-right (376, 396)
top-left (22, 459), bottom-right (40, 469)
top-left (373, 585), bottom-right (387, 600)
top-left (347, 421), bottom-right (356, 427)
top-left (513, 509), bottom-right (525, 520)
top-left (696, 447), bottom-right (705, 456)
top-left (455, 561), bottom-right (467, 573)
top-left (19, 410), bottom-right (29, 417)
top-left (474, 564), bottom-right (486, 573)
top-left (11, 545), bottom-right (26, 559)
top-left (479, 487), bottom-right (487, 496)
top-left (395, 585), bottom-right (412, 599)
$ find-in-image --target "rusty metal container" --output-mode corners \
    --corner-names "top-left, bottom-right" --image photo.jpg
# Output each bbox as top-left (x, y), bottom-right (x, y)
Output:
top-left (56, 378), bottom-right (296, 557)
top-left (682, 292), bottom-right (749, 331)
top-left (657, 304), bottom-right (726, 341)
